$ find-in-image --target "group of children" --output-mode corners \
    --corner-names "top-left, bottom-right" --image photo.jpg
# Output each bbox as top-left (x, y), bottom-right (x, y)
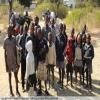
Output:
top-left (4, 12), bottom-right (94, 96)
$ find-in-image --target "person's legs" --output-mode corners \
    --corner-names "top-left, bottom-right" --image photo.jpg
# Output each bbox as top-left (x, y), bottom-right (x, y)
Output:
top-left (38, 79), bottom-right (42, 94)
top-left (14, 72), bottom-right (20, 96)
top-left (61, 68), bottom-right (65, 88)
top-left (70, 64), bottom-right (73, 87)
top-left (16, 64), bottom-right (20, 83)
top-left (89, 74), bottom-right (92, 89)
top-left (86, 68), bottom-right (89, 87)
top-left (8, 72), bottom-right (14, 96)
top-left (33, 74), bottom-right (37, 91)
top-left (75, 67), bottom-right (78, 83)
top-left (82, 67), bottom-right (85, 85)
top-left (80, 72), bottom-right (82, 85)
top-left (70, 72), bottom-right (73, 87)
top-left (35, 56), bottom-right (38, 72)
top-left (58, 68), bottom-right (61, 83)
top-left (21, 58), bottom-right (26, 90)
top-left (44, 80), bottom-right (47, 91)
top-left (44, 80), bottom-right (49, 95)
top-left (66, 64), bottom-right (69, 85)
top-left (80, 67), bottom-right (83, 85)
top-left (47, 65), bottom-right (51, 88)
top-left (51, 66), bottom-right (54, 84)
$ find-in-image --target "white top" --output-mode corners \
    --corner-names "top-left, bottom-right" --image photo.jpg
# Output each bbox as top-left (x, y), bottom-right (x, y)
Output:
top-left (46, 42), bottom-right (56, 65)
top-left (50, 12), bottom-right (56, 19)
top-left (75, 46), bottom-right (82, 60)
top-left (25, 40), bottom-right (35, 79)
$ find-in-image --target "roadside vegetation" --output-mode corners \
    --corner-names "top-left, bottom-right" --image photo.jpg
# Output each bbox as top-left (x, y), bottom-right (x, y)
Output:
top-left (0, 0), bottom-right (100, 31)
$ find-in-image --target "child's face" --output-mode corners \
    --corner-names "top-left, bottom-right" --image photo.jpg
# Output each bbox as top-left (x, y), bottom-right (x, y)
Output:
top-left (48, 34), bottom-right (52, 43)
top-left (77, 36), bottom-right (81, 44)
top-left (8, 28), bottom-right (12, 37)
top-left (82, 35), bottom-right (86, 43)
top-left (86, 37), bottom-right (91, 44)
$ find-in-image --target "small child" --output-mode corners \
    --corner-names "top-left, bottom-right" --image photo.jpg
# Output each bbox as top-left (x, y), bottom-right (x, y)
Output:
top-left (25, 40), bottom-right (37, 96)
top-left (83, 34), bottom-right (94, 90)
top-left (64, 38), bottom-right (75, 87)
top-left (46, 32), bottom-right (56, 87)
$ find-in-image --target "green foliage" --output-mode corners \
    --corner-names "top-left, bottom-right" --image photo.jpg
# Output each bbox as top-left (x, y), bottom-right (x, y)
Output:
top-left (13, 0), bottom-right (24, 13)
top-left (65, 6), bottom-right (100, 30)
top-left (0, 5), bottom-right (8, 16)
top-left (34, 2), bottom-right (68, 19)
top-left (17, 0), bottom-right (32, 7)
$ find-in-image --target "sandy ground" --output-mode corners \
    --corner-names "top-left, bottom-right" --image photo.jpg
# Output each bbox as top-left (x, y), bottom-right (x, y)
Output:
top-left (0, 26), bottom-right (100, 97)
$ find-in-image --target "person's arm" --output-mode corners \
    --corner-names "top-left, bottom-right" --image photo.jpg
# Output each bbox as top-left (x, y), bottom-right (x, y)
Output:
top-left (54, 47), bottom-right (56, 66)
top-left (14, 39), bottom-right (19, 68)
top-left (91, 45), bottom-right (94, 59)
top-left (4, 40), bottom-right (9, 72)
top-left (4, 50), bottom-right (9, 72)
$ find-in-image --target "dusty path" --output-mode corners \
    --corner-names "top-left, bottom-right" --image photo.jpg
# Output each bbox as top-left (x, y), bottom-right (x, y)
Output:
top-left (0, 27), bottom-right (100, 97)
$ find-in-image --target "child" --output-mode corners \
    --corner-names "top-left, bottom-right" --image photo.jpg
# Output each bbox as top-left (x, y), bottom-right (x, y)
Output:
top-left (64, 38), bottom-right (75, 87)
top-left (36, 28), bottom-right (49, 95)
top-left (55, 23), bottom-right (66, 88)
top-left (4, 26), bottom-right (20, 96)
top-left (83, 34), bottom-right (94, 90)
top-left (25, 40), bottom-right (37, 96)
top-left (46, 32), bottom-right (56, 87)
top-left (74, 34), bottom-right (83, 84)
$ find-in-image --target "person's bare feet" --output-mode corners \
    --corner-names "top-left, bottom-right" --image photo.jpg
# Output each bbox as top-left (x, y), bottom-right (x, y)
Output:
top-left (16, 90), bottom-right (21, 97)
top-left (10, 91), bottom-right (14, 97)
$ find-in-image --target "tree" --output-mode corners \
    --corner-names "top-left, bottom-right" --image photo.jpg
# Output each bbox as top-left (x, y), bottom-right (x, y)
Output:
top-left (17, 0), bottom-right (32, 7)
top-left (8, 0), bottom-right (13, 23)
top-left (8, 0), bottom-right (13, 11)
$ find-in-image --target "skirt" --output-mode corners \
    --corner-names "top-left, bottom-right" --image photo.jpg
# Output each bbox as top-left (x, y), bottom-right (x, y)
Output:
top-left (37, 62), bottom-right (47, 81)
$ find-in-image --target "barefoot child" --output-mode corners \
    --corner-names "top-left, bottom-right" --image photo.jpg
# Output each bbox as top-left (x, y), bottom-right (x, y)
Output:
top-left (55, 23), bottom-right (66, 88)
top-left (46, 32), bottom-right (56, 87)
top-left (83, 34), bottom-right (94, 90)
top-left (36, 28), bottom-right (49, 95)
top-left (4, 26), bottom-right (20, 96)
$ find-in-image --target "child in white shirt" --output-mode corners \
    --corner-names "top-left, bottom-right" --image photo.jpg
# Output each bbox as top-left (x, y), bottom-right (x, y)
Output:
top-left (46, 32), bottom-right (56, 86)
top-left (25, 40), bottom-right (37, 96)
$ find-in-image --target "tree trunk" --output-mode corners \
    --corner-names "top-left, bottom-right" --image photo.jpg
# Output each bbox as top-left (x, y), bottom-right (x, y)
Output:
top-left (8, 0), bottom-right (13, 24)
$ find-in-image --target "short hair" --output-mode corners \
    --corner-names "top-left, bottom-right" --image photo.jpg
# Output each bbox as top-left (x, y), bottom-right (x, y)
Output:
top-left (86, 33), bottom-right (91, 39)
top-left (34, 16), bottom-right (39, 21)
top-left (8, 25), bottom-right (13, 32)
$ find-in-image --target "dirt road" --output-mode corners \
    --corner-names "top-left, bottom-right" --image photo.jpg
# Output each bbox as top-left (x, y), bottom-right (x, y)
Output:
top-left (0, 28), bottom-right (100, 97)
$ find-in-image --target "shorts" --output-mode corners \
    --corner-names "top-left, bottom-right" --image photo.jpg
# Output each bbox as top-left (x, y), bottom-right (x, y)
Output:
top-left (66, 63), bottom-right (73, 73)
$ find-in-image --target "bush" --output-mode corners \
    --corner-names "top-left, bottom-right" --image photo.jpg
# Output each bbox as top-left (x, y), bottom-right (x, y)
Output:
top-left (56, 4), bottom-right (68, 19)
top-left (34, 2), bottom-right (68, 19)
top-left (0, 5), bottom-right (8, 16)
top-left (64, 5), bottom-right (96, 30)
top-left (13, 0), bottom-right (24, 14)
